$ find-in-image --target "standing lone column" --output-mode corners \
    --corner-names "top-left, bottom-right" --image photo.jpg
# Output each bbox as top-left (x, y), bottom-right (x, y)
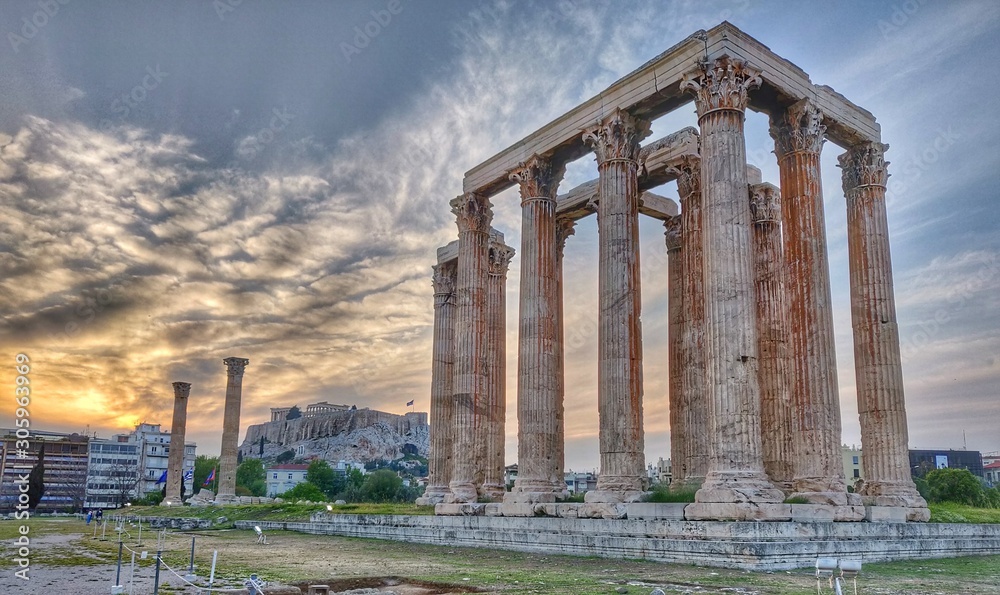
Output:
top-left (506, 155), bottom-right (566, 503)
top-left (447, 192), bottom-right (493, 503)
top-left (749, 183), bottom-right (795, 491)
top-left (583, 109), bottom-right (649, 503)
top-left (668, 155), bottom-right (709, 489)
top-left (555, 217), bottom-right (575, 486)
top-left (417, 261), bottom-right (458, 506)
top-left (216, 357), bottom-right (249, 505)
top-left (681, 57), bottom-right (784, 517)
top-left (482, 237), bottom-right (515, 500)
top-left (770, 99), bottom-right (857, 506)
top-left (663, 215), bottom-right (686, 489)
top-left (839, 142), bottom-right (929, 521)
top-left (163, 381), bottom-right (191, 505)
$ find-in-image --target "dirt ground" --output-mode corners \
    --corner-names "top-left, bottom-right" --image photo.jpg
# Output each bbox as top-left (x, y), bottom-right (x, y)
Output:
top-left (2, 519), bottom-right (1000, 594)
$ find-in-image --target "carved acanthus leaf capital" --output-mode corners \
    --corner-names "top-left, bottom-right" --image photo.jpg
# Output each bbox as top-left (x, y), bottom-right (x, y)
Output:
top-left (172, 381), bottom-right (192, 396)
top-left (582, 109), bottom-right (651, 165)
top-left (450, 192), bottom-right (493, 234)
top-left (488, 243), bottom-right (515, 277)
top-left (556, 217), bottom-right (576, 252)
top-left (666, 154), bottom-right (701, 201)
top-left (223, 357), bottom-right (249, 377)
top-left (432, 262), bottom-right (457, 297)
top-left (769, 99), bottom-right (826, 157)
top-left (749, 184), bottom-right (781, 224)
top-left (663, 215), bottom-right (682, 251)
top-left (838, 142), bottom-right (890, 190)
top-left (680, 56), bottom-right (761, 117)
top-left (508, 154), bottom-right (564, 201)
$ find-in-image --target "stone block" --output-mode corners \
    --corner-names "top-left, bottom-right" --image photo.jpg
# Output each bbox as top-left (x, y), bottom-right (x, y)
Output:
top-left (865, 506), bottom-right (906, 523)
top-left (685, 502), bottom-right (791, 521)
top-left (626, 503), bottom-right (688, 520)
top-left (497, 503), bottom-right (539, 517)
top-left (577, 503), bottom-right (627, 519)
top-left (906, 507), bottom-right (931, 522)
top-left (434, 503), bottom-right (486, 516)
top-left (484, 503), bottom-right (503, 516)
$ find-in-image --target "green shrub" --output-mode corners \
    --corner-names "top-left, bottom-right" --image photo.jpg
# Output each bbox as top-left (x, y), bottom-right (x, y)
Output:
top-left (784, 496), bottom-right (810, 504)
top-left (279, 481), bottom-right (327, 502)
top-left (644, 485), bottom-right (696, 503)
top-left (925, 468), bottom-right (984, 505)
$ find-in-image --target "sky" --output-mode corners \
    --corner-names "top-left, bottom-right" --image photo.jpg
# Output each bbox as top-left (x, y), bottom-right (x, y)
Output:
top-left (1, 0), bottom-right (998, 471)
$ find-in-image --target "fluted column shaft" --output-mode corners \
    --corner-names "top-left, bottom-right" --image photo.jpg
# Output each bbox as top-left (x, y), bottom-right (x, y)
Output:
top-left (448, 193), bottom-right (493, 503)
top-left (672, 156), bottom-right (708, 488)
top-left (482, 240), bottom-right (514, 500)
top-left (750, 184), bottom-right (794, 490)
top-left (217, 357), bottom-right (249, 502)
top-left (583, 110), bottom-right (649, 502)
top-left (664, 216), bottom-right (685, 487)
top-left (839, 142), bottom-right (927, 516)
top-left (682, 57), bottom-right (781, 506)
top-left (555, 218), bottom-right (574, 486)
top-left (507, 155), bottom-right (565, 502)
top-left (771, 100), bottom-right (853, 503)
top-left (418, 262), bottom-right (457, 505)
top-left (164, 381), bottom-right (191, 504)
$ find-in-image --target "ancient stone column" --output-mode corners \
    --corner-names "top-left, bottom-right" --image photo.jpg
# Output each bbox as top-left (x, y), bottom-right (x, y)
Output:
top-left (839, 142), bottom-right (929, 521)
top-left (216, 357), bottom-right (249, 504)
top-left (447, 192), bottom-right (493, 503)
top-left (663, 215), bottom-right (685, 488)
top-left (582, 109), bottom-right (650, 503)
top-left (163, 381), bottom-right (190, 505)
top-left (770, 99), bottom-right (857, 506)
top-left (482, 237), bottom-right (515, 500)
top-left (554, 218), bottom-right (575, 484)
top-left (506, 155), bottom-right (566, 503)
top-left (668, 155), bottom-right (709, 489)
top-left (416, 261), bottom-right (457, 506)
top-left (749, 183), bottom-right (795, 491)
top-left (681, 57), bottom-right (784, 517)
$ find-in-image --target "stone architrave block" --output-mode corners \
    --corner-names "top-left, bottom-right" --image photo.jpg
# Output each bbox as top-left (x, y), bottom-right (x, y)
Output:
top-left (865, 506), bottom-right (907, 523)
top-left (626, 503), bottom-right (688, 520)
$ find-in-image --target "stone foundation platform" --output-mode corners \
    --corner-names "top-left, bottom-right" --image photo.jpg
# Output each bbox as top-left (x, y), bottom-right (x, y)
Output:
top-left (237, 514), bottom-right (1000, 571)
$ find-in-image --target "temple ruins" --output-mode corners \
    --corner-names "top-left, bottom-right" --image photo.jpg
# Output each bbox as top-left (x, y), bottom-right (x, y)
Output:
top-left (423, 21), bottom-right (928, 522)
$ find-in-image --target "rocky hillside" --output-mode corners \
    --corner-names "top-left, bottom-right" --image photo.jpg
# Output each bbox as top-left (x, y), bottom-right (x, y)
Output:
top-left (239, 408), bottom-right (428, 465)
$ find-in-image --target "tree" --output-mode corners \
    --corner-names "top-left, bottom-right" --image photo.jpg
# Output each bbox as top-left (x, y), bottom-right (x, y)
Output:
top-left (286, 405), bottom-right (302, 420)
top-left (193, 455), bottom-right (219, 494)
top-left (361, 469), bottom-right (402, 503)
top-left (280, 481), bottom-right (325, 502)
top-left (27, 443), bottom-right (45, 511)
top-left (306, 459), bottom-right (344, 499)
top-left (102, 461), bottom-right (141, 507)
top-left (276, 450), bottom-right (295, 464)
top-left (235, 459), bottom-right (266, 497)
top-left (925, 468), bottom-right (984, 505)
top-left (347, 467), bottom-right (364, 489)
top-left (258, 435), bottom-right (266, 456)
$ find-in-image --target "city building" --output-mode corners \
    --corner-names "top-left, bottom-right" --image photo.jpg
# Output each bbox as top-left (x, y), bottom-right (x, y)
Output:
top-left (984, 461), bottom-right (1000, 488)
top-left (842, 445), bottom-right (864, 485)
top-left (652, 457), bottom-right (672, 485)
top-left (565, 471), bottom-right (598, 494)
top-left (129, 423), bottom-right (197, 498)
top-left (0, 429), bottom-right (90, 513)
top-left (84, 434), bottom-right (140, 509)
top-left (909, 449), bottom-right (984, 479)
top-left (266, 463), bottom-right (309, 496)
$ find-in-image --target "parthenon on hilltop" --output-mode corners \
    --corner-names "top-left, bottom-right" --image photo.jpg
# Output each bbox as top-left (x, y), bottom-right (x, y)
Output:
top-left (419, 21), bottom-right (929, 522)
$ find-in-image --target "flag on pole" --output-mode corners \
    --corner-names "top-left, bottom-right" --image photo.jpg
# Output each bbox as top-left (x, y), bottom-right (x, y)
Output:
top-left (406, 400), bottom-right (414, 407)
top-left (183, 469), bottom-right (194, 481)
top-left (155, 470), bottom-right (167, 484)
top-left (204, 468), bottom-right (216, 486)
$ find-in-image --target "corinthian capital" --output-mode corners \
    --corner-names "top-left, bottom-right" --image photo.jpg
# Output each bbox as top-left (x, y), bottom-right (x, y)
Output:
top-left (508, 154), bottom-right (565, 201)
top-left (582, 109), bottom-right (651, 165)
top-left (666, 154), bottom-right (701, 201)
top-left (838, 142), bottom-right (890, 190)
top-left (450, 192), bottom-right (493, 234)
top-left (664, 215), bottom-right (682, 252)
top-left (432, 262), bottom-right (456, 296)
top-left (223, 357), bottom-right (249, 377)
top-left (556, 217), bottom-right (576, 253)
top-left (769, 99), bottom-right (826, 157)
top-left (488, 243), bottom-right (516, 277)
top-left (680, 56), bottom-right (761, 117)
top-left (172, 382), bottom-right (192, 397)
top-left (749, 183), bottom-right (781, 224)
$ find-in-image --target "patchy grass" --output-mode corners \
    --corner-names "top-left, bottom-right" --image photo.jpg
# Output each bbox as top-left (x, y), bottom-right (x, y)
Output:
top-left (930, 502), bottom-right (1000, 523)
top-left (644, 485), bottom-right (697, 503)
